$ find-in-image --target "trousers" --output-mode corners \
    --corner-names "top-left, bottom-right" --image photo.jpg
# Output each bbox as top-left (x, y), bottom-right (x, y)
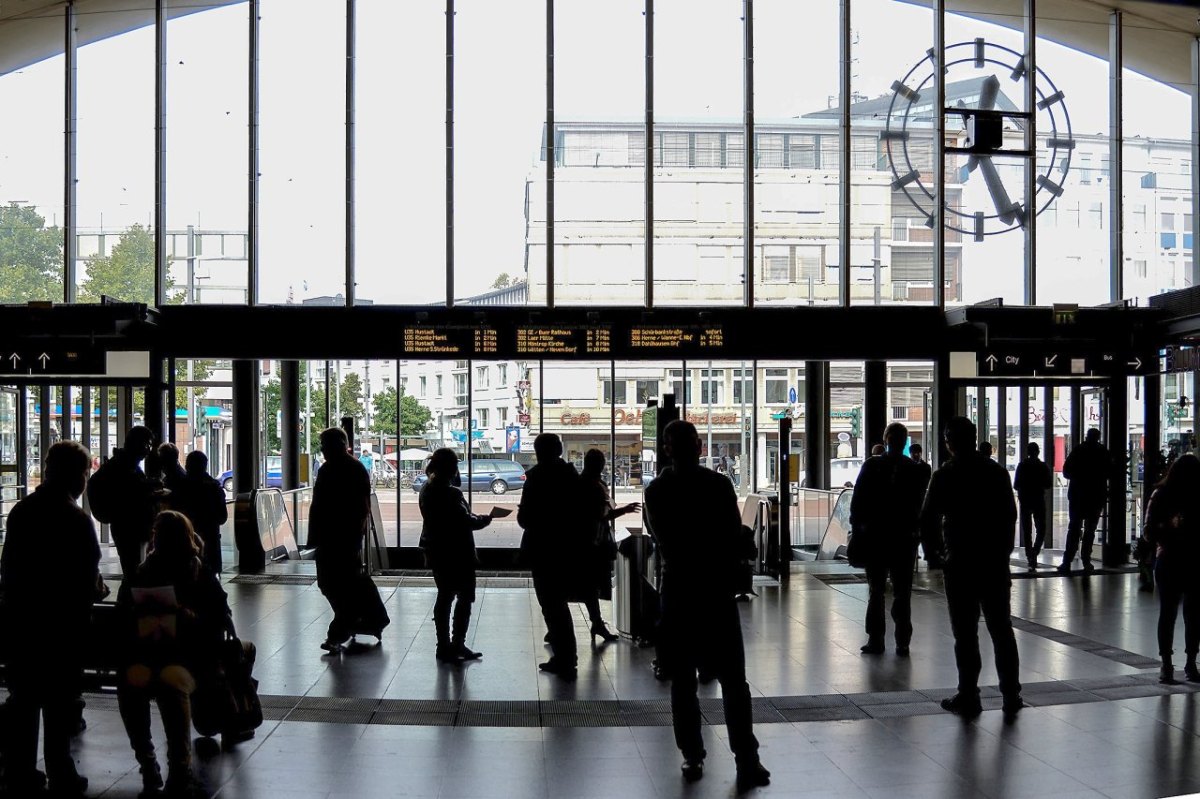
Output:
top-left (533, 569), bottom-right (576, 667)
top-left (118, 663), bottom-right (196, 773)
top-left (4, 652), bottom-right (83, 787)
top-left (864, 547), bottom-right (916, 646)
top-left (1155, 557), bottom-right (1200, 658)
top-left (1019, 498), bottom-right (1047, 564)
top-left (316, 549), bottom-right (362, 644)
top-left (943, 566), bottom-right (1021, 699)
top-left (1063, 502), bottom-right (1102, 565)
top-left (433, 568), bottom-right (476, 646)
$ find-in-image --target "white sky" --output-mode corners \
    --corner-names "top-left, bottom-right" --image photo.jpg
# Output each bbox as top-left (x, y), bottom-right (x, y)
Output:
top-left (0, 0), bottom-right (1191, 304)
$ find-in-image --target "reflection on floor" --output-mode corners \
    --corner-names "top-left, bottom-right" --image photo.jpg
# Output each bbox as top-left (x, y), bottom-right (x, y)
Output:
top-left (36, 561), bottom-right (1200, 798)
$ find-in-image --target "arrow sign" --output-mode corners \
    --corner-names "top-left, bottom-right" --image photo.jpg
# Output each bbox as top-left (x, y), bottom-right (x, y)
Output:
top-left (985, 354), bottom-right (998, 372)
top-left (1045, 354), bottom-right (1058, 368)
top-left (37, 353), bottom-right (50, 368)
top-left (7, 353), bottom-right (18, 368)
top-left (1127, 357), bottom-right (1142, 370)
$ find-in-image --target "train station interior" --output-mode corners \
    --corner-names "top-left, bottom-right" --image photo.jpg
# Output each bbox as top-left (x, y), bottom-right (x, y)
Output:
top-left (3, 0), bottom-right (1200, 797)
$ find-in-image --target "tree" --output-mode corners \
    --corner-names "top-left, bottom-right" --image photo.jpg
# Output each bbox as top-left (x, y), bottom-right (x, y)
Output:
top-left (491, 272), bottom-right (513, 289)
top-left (78, 224), bottom-right (177, 304)
top-left (0, 204), bottom-right (63, 303)
top-left (372, 385), bottom-right (433, 437)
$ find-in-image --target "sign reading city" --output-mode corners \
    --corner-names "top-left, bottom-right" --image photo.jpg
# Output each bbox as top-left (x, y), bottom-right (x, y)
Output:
top-left (966, 349), bottom-right (1153, 379)
top-left (402, 326), bottom-right (498, 357)
top-left (628, 325), bottom-right (725, 354)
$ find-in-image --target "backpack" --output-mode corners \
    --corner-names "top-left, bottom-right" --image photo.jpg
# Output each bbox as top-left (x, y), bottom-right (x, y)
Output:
top-left (85, 458), bottom-right (124, 524)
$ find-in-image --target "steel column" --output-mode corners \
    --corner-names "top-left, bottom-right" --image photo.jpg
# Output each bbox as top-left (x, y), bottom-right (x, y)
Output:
top-left (62, 385), bottom-right (73, 444)
top-left (39, 386), bottom-right (51, 474)
top-left (248, 0), bottom-right (260, 304)
top-left (644, 0), bottom-right (654, 308)
top-left (1018, 386), bottom-right (1030, 465)
top-left (1043, 386), bottom-right (1056, 547)
top-left (81, 386), bottom-right (91, 454)
top-left (804, 361), bottom-right (829, 490)
top-left (933, 0), bottom-right (946, 308)
top-left (64, 3), bottom-right (78, 303)
top-left (1103, 377), bottom-right (1128, 567)
top-left (996, 387), bottom-right (1008, 467)
top-left (446, 0), bottom-right (455, 306)
top-left (863, 360), bottom-right (887, 451)
top-left (839, 0), bottom-right (851, 306)
top-left (1192, 38), bottom-right (1200, 289)
top-left (281, 360), bottom-right (300, 490)
top-left (546, 0), bottom-right (555, 308)
top-left (232, 360), bottom-right (260, 494)
top-left (345, 0), bottom-right (356, 307)
top-left (743, 0), bottom-right (754, 308)
top-left (166, 358), bottom-right (176, 443)
top-left (1023, 0), bottom-right (1037, 304)
top-left (155, 0), bottom-right (167, 307)
top-left (1109, 11), bottom-right (1123, 303)
top-left (1143, 373), bottom-right (1162, 497)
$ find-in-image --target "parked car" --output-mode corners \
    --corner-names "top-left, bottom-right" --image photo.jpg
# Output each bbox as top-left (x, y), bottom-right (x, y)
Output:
top-left (797, 457), bottom-right (864, 489)
top-left (219, 455), bottom-right (294, 492)
top-left (410, 458), bottom-right (528, 495)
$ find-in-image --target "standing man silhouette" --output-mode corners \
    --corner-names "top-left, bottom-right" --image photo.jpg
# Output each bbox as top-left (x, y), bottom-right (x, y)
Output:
top-left (518, 433), bottom-right (583, 679)
top-left (909, 443), bottom-right (932, 488)
top-left (921, 416), bottom-right (1022, 718)
top-left (1058, 428), bottom-right (1109, 574)
top-left (1014, 442), bottom-right (1053, 572)
top-left (87, 425), bottom-right (160, 581)
top-left (644, 421), bottom-right (770, 789)
top-left (850, 422), bottom-right (928, 655)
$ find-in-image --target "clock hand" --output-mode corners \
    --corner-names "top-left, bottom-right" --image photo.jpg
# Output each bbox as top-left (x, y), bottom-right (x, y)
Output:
top-left (977, 155), bottom-right (1022, 226)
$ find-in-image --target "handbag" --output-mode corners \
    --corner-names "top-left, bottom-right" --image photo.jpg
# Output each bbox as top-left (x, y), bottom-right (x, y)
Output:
top-left (192, 635), bottom-right (263, 739)
top-left (845, 525), bottom-right (872, 568)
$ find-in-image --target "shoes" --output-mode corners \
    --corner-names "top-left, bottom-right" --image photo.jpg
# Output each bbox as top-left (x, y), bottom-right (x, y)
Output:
top-left (1161, 664), bottom-right (1178, 685)
top-left (681, 757), bottom-right (704, 782)
top-left (538, 660), bottom-right (577, 680)
top-left (455, 643), bottom-right (483, 661)
top-left (735, 761), bottom-right (771, 789)
top-left (1082, 561), bottom-right (1096, 574)
top-left (1027, 562), bottom-right (1037, 573)
top-left (138, 758), bottom-right (163, 798)
top-left (940, 694), bottom-right (983, 718)
top-left (1056, 563), bottom-right (1071, 575)
top-left (895, 644), bottom-right (910, 657)
top-left (1002, 695), bottom-right (1026, 717)
top-left (860, 640), bottom-right (885, 655)
top-left (46, 773), bottom-right (88, 797)
top-left (319, 637), bottom-right (346, 654)
top-left (164, 769), bottom-right (207, 798)
top-left (591, 621), bottom-right (620, 644)
top-left (1185, 661), bottom-right (1200, 682)
top-left (436, 644), bottom-right (462, 663)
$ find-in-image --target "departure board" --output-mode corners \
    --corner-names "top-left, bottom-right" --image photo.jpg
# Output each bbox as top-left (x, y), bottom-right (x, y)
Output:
top-left (629, 326), bottom-right (725, 353)
top-left (515, 327), bottom-right (612, 357)
top-left (403, 326), bottom-right (498, 357)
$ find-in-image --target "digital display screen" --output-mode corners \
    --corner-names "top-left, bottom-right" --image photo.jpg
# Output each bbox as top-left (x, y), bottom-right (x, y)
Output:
top-left (629, 326), bottom-right (725, 353)
top-left (403, 326), bottom-right (498, 356)
top-left (515, 327), bottom-right (612, 356)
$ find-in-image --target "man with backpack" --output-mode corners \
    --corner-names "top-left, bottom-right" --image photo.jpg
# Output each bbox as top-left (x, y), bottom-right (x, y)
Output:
top-left (86, 426), bottom-right (162, 581)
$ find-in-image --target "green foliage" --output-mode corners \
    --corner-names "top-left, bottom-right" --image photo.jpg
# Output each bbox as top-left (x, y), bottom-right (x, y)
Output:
top-left (0, 204), bottom-right (63, 303)
top-left (491, 272), bottom-right (512, 289)
top-left (371, 385), bottom-right (433, 437)
top-left (78, 224), bottom-right (177, 304)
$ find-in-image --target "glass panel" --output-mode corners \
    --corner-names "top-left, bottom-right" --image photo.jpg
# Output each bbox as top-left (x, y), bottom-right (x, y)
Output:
top-left (258, 0), bottom-right (346, 304)
top-left (554, 0), bottom-right (644, 306)
top-left (653, 0), bottom-right (743, 306)
top-left (754, 0), bottom-right (840, 306)
top-left (852, 0), bottom-right (933, 305)
top-left (1122, 26), bottom-right (1193, 302)
top-left (77, 4), bottom-right (156, 304)
top-left (356, 0), bottom-right (446, 305)
top-left (1034, 14), bottom-right (1108, 305)
top-left (166, 2), bottom-right (250, 304)
top-left (456, 0), bottom-right (544, 305)
top-left (0, 12), bottom-right (64, 304)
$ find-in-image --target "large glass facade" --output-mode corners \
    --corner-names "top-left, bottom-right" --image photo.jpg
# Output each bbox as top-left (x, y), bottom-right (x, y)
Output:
top-left (0, 1), bottom-right (1193, 309)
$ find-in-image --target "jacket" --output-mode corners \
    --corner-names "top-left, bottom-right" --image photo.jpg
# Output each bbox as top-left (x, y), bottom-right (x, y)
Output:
top-left (1063, 441), bottom-right (1110, 508)
top-left (849, 453), bottom-right (927, 556)
top-left (920, 451), bottom-right (1017, 572)
top-left (169, 472), bottom-right (228, 542)
top-left (1013, 457), bottom-right (1053, 501)
top-left (517, 459), bottom-right (584, 570)
top-left (418, 478), bottom-right (489, 571)
top-left (308, 455), bottom-right (372, 555)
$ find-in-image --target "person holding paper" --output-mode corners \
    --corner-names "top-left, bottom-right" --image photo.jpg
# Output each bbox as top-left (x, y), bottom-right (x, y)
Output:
top-left (579, 448), bottom-right (639, 644)
top-left (419, 448), bottom-right (494, 663)
top-left (118, 510), bottom-right (234, 798)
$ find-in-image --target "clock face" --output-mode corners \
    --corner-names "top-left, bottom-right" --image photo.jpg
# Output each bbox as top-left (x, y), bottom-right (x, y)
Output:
top-left (883, 38), bottom-right (1073, 239)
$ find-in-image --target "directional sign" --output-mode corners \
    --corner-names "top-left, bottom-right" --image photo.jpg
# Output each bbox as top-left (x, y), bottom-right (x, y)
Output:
top-left (788, 387), bottom-right (797, 404)
top-left (967, 349), bottom-right (1155, 379)
top-left (0, 349), bottom-right (147, 380)
top-left (1165, 346), bottom-right (1200, 374)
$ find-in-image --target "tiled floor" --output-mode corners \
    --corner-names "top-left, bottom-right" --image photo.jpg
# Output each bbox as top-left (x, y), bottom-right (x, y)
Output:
top-left (35, 558), bottom-right (1200, 799)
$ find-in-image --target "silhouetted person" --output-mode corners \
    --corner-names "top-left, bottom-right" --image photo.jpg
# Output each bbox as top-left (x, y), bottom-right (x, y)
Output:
top-left (978, 440), bottom-right (994, 459)
top-left (850, 423), bottom-right (927, 656)
top-left (158, 442), bottom-right (187, 493)
top-left (870, 443), bottom-right (885, 457)
top-left (118, 511), bottom-right (234, 798)
top-left (518, 433), bottom-right (583, 679)
top-left (1, 441), bottom-right (100, 796)
top-left (88, 425), bottom-right (161, 581)
top-left (1058, 428), bottom-right (1109, 574)
top-left (1014, 442), bottom-right (1053, 572)
top-left (169, 451), bottom-right (228, 575)
top-left (309, 427), bottom-right (374, 653)
top-left (419, 448), bottom-right (493, 663)
top-left (1143, 454), bottom-right (1200, 684)
top-left (644, 421), bottom-right (770, 789)
top-left (579, 448), bottom-right (640, 644)
top-left (909, 443), bottom-right (932, 487)
top-left (921, 416), bottom-right (1022, 718)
